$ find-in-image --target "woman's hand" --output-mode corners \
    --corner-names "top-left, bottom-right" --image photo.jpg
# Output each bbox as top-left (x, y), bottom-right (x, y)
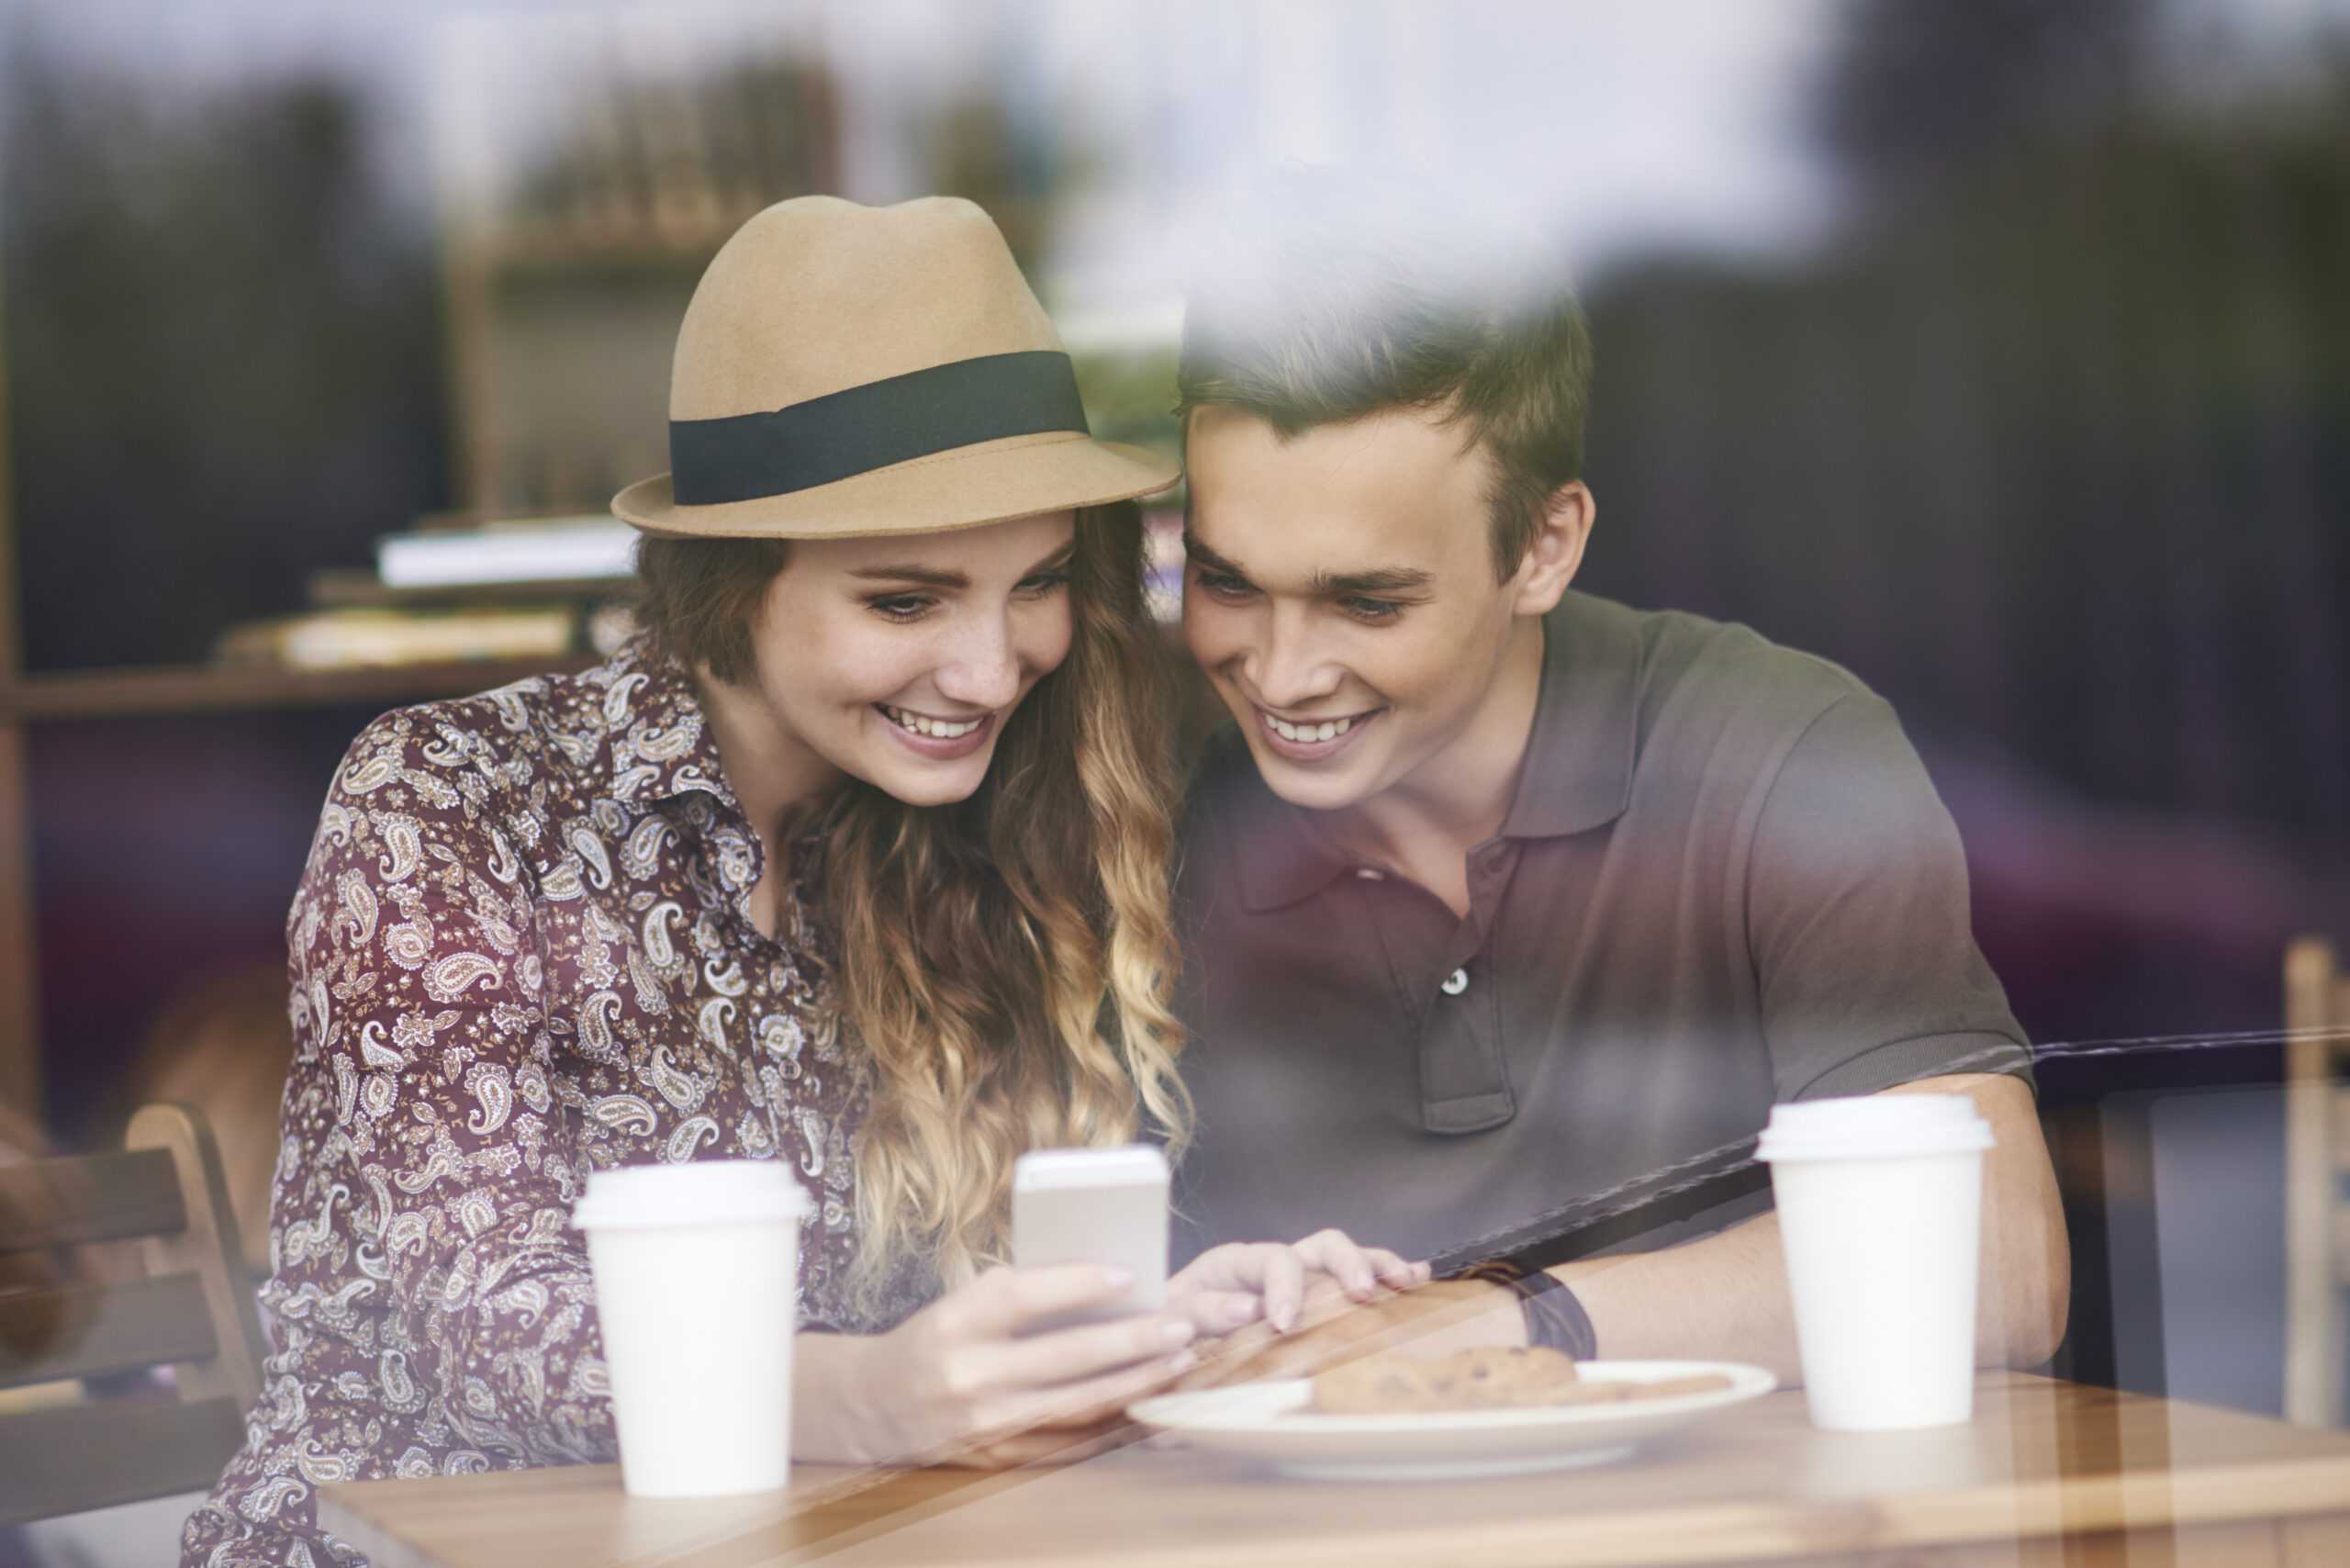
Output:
top-left (1169, 1228), bottom-right (1430, 1336)
top-left (792, 1235), bottom-right (1428, 1469)
top-left (796, 1263), bottom-right (1197, 1469)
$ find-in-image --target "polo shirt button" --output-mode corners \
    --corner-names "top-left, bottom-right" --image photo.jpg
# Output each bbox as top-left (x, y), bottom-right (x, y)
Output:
top-left (1440, 968), bottom-right (1469, 996)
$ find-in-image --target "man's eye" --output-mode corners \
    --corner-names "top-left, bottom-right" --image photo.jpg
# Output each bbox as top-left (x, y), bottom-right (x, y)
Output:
top-left (1195, 569), bottom-right (1253, 599)
top-left (1342, 597), bottom-right (1404, 622)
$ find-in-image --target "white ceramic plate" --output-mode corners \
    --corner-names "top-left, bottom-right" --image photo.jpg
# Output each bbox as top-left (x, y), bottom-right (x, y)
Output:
top-left (1128, 1360), bottom-right (1774, 1482)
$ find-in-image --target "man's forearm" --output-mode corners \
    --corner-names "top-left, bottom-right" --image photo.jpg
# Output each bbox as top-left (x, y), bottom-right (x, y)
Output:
top-left (1556, 1073), bottom-right (2069, 1381)
top-left (1184, 1075), bottom-right (2071, 1388)
top-left (1554, 1210), bottom-right (1801, 1379)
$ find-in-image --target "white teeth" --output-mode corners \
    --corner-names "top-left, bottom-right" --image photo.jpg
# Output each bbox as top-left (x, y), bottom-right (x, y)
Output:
top-left (884, 705), bottom-right (981, 739)
top-left (1267, 713), bottom-right (1354, 744)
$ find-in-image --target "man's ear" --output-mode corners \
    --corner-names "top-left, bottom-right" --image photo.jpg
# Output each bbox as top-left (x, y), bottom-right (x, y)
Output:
top-left (1508, 480), bottom-right (1595, 616)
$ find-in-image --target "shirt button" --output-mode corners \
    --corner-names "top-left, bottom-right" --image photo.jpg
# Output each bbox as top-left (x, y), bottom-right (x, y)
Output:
top-left (1355, 867), bottom-right (1384, 881)
top-left (1440, 968), bottom-right (1469, 997)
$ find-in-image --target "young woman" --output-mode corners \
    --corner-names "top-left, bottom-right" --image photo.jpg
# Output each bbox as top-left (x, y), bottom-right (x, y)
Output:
top-left (184, 197), bottom-right (1419, 1568)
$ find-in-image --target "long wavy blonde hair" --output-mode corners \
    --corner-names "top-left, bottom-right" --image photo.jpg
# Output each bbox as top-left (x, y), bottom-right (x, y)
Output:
top-left (635, 500), bottom-right (1189, 1300)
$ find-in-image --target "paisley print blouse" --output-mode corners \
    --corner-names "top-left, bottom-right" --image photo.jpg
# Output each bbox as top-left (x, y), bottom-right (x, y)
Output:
top-left (184, 644), bottom-right (926, 1568)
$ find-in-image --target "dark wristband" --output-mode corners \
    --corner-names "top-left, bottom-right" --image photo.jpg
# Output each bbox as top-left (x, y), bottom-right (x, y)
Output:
top-left (1513, 1270), bottom-right (1599, 1360)
top-left (1446, 1258), bottom-right (1599, 1361)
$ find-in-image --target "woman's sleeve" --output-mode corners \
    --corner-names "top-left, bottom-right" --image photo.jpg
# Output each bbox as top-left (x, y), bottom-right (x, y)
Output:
top-left (288, 708), bottom-right (618, 1467)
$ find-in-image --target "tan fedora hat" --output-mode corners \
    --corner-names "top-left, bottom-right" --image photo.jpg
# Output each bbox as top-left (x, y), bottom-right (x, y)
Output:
top-left (613, 196), bottom-right (1179, 537)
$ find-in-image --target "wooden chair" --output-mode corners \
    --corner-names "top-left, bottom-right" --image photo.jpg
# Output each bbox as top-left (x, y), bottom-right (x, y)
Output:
top-left (0, 1103), bottom-right (268, 1523)
top-left (2285, 936), bottom-right (2350, 1428)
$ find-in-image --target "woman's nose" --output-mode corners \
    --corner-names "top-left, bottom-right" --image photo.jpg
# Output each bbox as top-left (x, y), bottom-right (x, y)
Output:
top-left (933, 614), bottom-right (1023, 710)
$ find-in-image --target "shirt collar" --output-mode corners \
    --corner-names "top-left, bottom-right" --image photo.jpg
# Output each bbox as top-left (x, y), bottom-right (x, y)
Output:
top-left (1232, 589), bottom-right (1641, 913)
top-left (1227, 769), bottom-right (1355, 913)
top-left (1496, 588), bottom-right (1641, 839)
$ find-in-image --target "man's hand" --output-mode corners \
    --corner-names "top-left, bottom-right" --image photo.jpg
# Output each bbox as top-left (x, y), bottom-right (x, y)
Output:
top-left (1178, 1277), bottom-right (1523, 1390)
top-left (1171, 1229), bottom-right (1429, 1335)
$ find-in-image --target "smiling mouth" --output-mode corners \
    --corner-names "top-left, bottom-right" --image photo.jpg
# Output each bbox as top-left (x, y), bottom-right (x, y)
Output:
top-left (1257, 707), bottom-right (1378, 747)
top-left (878, 703), bottom-right (986, 740)
top-left (1265, 713), bottom-right (1356, 744)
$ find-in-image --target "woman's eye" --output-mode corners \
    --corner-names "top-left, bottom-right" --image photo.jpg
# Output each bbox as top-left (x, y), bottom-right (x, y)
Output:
top-left (867, 595), bottom-right (933, 621)
top-left (1016, 568), bottom-right (1070, 597)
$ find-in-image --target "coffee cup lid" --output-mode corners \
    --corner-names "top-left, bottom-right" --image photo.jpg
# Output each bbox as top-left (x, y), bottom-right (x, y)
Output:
top-left (1755, 1093), bottom-right (1995, 1162)
top-left (572, 1159), bottom-right (812, 1231)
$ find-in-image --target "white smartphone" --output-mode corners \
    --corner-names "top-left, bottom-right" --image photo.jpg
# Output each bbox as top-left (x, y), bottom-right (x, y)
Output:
top-left (1011, 1143), bottom-right (1169, 1330)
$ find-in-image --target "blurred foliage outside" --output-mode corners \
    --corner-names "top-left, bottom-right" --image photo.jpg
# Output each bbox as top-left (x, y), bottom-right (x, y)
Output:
top-left (1583, 77), bottom-right (2350, 850)
top-left (1070, 347), bottom-right (1181, 464)
top-left (2, 62), bottom-right (444, 672)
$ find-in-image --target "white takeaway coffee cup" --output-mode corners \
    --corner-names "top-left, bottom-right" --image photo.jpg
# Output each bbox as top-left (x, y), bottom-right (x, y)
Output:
top-left (573, 1160), bottom-right (810, 1497)
top-left (1757, 1094), bottom-right (1996, 1431)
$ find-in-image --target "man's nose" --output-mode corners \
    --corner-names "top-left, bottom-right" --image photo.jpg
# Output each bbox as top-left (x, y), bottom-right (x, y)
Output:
top-left (933, 612), bottom-right (1023, 710)
top-left (1248, 603), bottom-right (1341, 709)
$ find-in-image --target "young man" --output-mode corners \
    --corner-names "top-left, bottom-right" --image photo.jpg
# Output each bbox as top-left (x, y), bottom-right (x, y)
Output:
top-left (1169, 169), bottom-right (2067, 1379)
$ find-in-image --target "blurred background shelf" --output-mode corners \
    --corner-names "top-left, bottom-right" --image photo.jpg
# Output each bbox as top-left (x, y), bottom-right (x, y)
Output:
top-left (0, 655), bottom-right (599, 724)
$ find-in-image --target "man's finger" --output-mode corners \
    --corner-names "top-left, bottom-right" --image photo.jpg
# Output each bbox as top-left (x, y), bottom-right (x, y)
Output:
top-left (1293, 1228), bottom-right (1380, 1298)
top-left (1173, 1241), bottom-right (1271, 1294)
top-left (1256, 1246), bottom-right (1305, 1331)
top-left (1178, 1289), bottom-right (1262, 1332)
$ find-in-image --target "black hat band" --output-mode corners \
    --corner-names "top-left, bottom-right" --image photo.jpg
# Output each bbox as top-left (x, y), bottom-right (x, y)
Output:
top-left (668, 349), bottom-right (1091, 506)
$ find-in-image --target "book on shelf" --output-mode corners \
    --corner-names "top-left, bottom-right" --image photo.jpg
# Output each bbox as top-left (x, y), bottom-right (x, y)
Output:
top-left (375, 514), bottom-right (638, 589)
top-left (210, 510), bottom-right (645, 673)
top-left (307, 568), bottom-right (626, 610)
top-left (217, 608), bottom-right (582, 672)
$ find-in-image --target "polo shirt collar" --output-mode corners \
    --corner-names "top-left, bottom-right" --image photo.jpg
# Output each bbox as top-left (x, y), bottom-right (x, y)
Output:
top-left (1233, 589), bottom-right (1640, 913)
top-left (1230, 777), bottom-right (1355, 913)
top-left (1498, 588), bottom-right (1640, 839)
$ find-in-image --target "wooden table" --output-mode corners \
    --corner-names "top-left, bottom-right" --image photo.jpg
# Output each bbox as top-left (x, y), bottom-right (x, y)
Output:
top-left (319, 1374), bottom-right (2350, 1568)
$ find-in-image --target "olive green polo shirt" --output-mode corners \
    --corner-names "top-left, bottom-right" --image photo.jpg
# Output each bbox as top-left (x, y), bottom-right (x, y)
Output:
top-left (1170, 589), bottom-right (2031, 1271)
